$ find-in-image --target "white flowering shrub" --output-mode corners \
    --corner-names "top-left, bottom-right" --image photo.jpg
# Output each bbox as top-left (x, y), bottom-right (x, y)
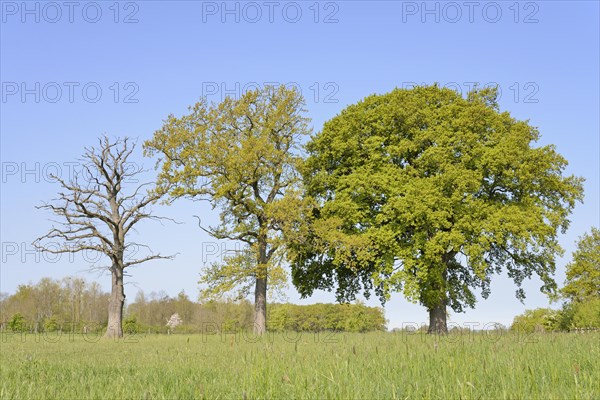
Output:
top-left (166, 313), bottom-right (183, 333)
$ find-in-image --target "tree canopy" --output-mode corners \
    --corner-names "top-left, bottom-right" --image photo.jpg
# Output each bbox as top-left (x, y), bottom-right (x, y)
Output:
top-left (144, 86), bottom-right (311, 334)
top-left (289, 85), bottom-right (584, 333)
top-left (561, 227), bottom-right (600, 302)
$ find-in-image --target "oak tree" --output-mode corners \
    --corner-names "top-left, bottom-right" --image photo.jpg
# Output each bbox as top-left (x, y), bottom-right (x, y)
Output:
top-left (290, 85), bottom-right (584, 333)
top-left (144, 86), bottom-right (311, 334)
top-left (35, 137), bottom-right (174, 338)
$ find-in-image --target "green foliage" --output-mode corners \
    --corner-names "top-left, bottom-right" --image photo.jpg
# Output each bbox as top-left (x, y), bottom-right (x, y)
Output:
top-left (8, 313), bottom-right (27, 332)
top-left (510, 308), bottom-right (560, 333)
top-left (291, 85), bottom-right (584, 317)
top-left (198, 246), bottom-right (288, 302)
top-left (268, 302), bottom-right (386, 332)
top-left (43, 316), bottom-right (59, 332)
top-left (0, 277), bottom-right (109, 331)
top-left (555, 302), bottom-right (577, 331)
top-left (561, 227), bottom-right (600, 302)
top-left (123, 290), bottom-right (383, 333)
top-left (144, 86), bottom-right (312, 330)
top-left (512, 301), bottom-right (600, 332)
top-left (123, 316), bottom-right (140, 334)
top-left (571, 298), bottom-right (600, 329)
top-left (545, 228), bottom-right (600, 331)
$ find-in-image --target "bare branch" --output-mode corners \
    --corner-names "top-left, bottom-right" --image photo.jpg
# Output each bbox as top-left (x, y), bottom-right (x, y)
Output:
top-left (124, 253), bottom-right (176, 268)
top-left (36, 136), bottom-right (175, 272)
top-left (193, 215), bottom-right (257, 244)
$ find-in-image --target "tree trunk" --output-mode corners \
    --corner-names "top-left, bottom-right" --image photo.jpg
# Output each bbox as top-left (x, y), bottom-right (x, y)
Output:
top-left (428, 302), bottom-right (448, 334)
top-left (427, 256), bottom-right (452, 334)
top-left (254, 277), bottom-right (267, 335)
top-left (253, 237), bottom-right (268, 335)
top-left (105, 268), bottom-right (125, 338)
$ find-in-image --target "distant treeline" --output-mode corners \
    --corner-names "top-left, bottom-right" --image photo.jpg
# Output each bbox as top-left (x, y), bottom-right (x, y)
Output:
top-left (0, 277), bottom-right (386, 333)
top-left (509, 300), bottom-right (600, 333)
top-left (0, 277), bottom-right (108, 333)
top-left (269, 303), bottom-right (386, 332)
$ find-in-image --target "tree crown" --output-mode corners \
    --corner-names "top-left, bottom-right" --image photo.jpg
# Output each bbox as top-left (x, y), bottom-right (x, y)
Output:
top-left (291, 85), bottom-right (584, 312)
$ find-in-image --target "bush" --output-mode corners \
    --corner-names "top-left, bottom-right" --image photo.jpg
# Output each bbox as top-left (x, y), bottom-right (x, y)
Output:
top-left (510, 308), bottom-right (560, 333)
top-left (44, 316), bottom-right (59, 332)
top-left (555, 303), bottom-right (576, 331)
top-left (123, 316), bottom-right (140, 334)
top-left (8, 313), bottom-right (27, 332)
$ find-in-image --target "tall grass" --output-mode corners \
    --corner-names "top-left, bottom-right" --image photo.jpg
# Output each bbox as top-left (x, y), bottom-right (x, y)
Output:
top-left (1, 331), bottom-right (598, 399)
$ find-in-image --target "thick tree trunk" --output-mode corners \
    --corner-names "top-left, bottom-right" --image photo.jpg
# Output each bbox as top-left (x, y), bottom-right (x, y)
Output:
top-left (427, 256), bottom-right (451, 334)
top-left (428, 302), bottom-right (448, 334)
top-left (105, 268), bottom-right (125, 338)
top-left (253, 237), bottom-right (268, 335)
top-left (254, 277), bottom-right (267, 335)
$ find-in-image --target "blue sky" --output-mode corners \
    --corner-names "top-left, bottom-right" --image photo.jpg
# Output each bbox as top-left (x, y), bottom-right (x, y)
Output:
top-left (1, 1), bottom-right (598, 329)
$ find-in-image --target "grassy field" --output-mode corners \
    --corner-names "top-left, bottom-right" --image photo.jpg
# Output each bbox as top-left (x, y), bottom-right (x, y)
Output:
top-left (0, 331), bottom-right (598, 399)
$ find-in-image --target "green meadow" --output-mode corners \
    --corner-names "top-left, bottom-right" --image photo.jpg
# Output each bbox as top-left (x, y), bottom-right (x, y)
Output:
top-left (1, 331), bottom-right (598, 399)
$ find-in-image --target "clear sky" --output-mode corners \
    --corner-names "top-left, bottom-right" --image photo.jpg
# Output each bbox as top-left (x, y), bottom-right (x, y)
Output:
top-left (1, 0), bottom-right (598, 329)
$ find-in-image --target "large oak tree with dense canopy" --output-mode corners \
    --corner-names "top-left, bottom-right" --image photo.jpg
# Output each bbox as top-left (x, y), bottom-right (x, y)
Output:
top-left (289, 85), bottom-right (584, 333)
top-left (144, 86), bottom-right (311, 335)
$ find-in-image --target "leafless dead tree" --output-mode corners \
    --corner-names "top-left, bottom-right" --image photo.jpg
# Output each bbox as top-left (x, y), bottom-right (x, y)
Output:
top-left (34, 136), bottom-right (175, 338)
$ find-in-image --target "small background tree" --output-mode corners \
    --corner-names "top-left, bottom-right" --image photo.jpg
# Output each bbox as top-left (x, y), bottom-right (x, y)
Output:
top-left (123, 315), bottom-right (140, 334)
top-left (8, 313), bottom-right (27, 332)
top-left (166, 313), bottom-right (182, 334)
top-left (44, 316), bottom-right (59, 332)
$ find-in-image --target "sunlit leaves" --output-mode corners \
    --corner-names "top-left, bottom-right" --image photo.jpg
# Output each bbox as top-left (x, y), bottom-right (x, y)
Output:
top-left (562, 227), bottom-right (600, 302)
top-left (144, 86), bottom-right (311, 311)
top-left (292, 85), bottom-right (584, 313)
